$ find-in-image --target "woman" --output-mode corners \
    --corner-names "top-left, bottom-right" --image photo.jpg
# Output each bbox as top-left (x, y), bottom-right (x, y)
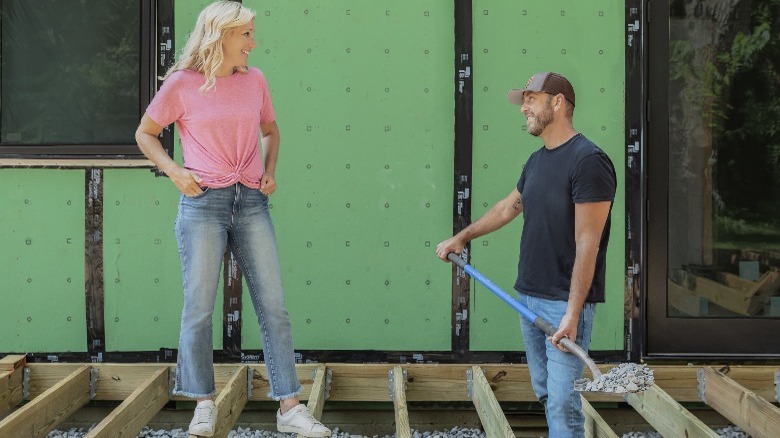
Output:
top-left (135, 2), bottom-right (330, 436)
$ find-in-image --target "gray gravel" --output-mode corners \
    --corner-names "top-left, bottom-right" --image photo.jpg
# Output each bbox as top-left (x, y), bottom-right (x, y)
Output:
top-left (576, 363), bottom-right (654, 393)
top-left (621, 425), bottom-right (750, 438)
top-left (46, 423), bottom-right (750, 438)
top-left (47, 426), bottom-right (487, 438)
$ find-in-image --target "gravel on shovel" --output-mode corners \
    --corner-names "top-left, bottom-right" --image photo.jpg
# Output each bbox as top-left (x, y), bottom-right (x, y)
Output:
top-left (575, 363), bottom-right (654, 393)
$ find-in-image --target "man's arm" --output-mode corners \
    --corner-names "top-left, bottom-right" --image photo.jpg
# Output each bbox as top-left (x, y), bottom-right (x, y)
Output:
top-left (550, 200), bottom-right (612, 351)
top-left (435, 187), bottom-right (524, 260)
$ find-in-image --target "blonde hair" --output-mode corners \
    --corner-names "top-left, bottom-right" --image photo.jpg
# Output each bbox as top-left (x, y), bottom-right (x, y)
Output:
top-left (162, 1), bottom-right (255, 93)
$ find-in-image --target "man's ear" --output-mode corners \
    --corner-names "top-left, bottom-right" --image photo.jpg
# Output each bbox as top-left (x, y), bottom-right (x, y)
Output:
top-left (553, 94), bottom-right (563, 111)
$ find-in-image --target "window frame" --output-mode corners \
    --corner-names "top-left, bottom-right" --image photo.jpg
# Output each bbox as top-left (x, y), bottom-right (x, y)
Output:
top-left (644, 0), bottom-right (780, 358)
top-left (0, 0), bottom-right (173, 165)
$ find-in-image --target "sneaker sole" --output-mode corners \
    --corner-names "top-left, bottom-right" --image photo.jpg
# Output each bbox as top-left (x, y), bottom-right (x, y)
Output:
top-left (277, 425), bottom-right (331, 437)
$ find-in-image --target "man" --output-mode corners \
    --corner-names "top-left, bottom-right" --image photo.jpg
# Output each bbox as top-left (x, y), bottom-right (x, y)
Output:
top-left (436, 72), bottom-right (616, 437)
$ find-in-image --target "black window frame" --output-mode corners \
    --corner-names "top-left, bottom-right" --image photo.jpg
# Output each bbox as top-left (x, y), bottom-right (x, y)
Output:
top-left (0, 0), bottom-right (173, 161)
top-left (645, 0), bottom-right (780, 358)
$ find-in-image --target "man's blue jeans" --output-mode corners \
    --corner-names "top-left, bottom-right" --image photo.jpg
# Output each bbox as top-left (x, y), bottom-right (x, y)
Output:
top-left (517, 291), bottom-right (596, 438)
top-left (172, 183), bottom-right (302, 400)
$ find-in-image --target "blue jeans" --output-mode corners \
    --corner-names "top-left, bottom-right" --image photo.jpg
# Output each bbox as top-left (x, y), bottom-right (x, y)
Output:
top-left (517, 292), bottom-right (596, 438)
top-left (172, 183), bottom-right (302, 400)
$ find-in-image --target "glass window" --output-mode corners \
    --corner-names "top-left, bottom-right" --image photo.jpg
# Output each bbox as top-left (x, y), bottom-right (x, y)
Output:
top-left (667, 0), bottom-right (780, 318)
top-left (1, 0), bottom-right (142, 155)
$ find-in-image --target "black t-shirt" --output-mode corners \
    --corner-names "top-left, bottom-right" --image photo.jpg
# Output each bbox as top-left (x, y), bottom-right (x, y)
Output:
top-left (514, 133), bottom-right (616, 302)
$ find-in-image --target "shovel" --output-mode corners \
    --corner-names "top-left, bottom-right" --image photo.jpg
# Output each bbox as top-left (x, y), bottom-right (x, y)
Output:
top-left (447, 253), bottom-right (653, 394)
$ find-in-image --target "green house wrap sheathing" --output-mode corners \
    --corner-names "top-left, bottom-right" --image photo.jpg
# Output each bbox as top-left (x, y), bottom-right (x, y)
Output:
top-left (239, 1), bottom-right (455, 351)
top-left (0, 0), bottom-right (624, 354)
top-left (470, 1), bottom-right (625, 350)
top-left (471, 0), bottom-right (625, 350)
top-left (0, 170), bottom-right (87, 352)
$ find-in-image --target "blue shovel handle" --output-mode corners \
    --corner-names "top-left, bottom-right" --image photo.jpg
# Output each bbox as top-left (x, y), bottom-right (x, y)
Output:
top-left (447, 253), bottom-right (602, 380)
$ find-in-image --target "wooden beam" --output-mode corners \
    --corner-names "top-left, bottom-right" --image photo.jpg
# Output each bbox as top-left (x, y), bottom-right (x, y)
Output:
top-left (249, 363), bottom-right (319, 401)
top-left (0, 159), bottom-right (155, 168)
top-left (19, 364), bottom-right (779, 403)
top-left (645, 365), bottom-right (777, 403)
top-left (0, 355), bottom-right (26, 372)
top-left (668, 280), bottom-right (708, 316)
top-left (391, 366), bottom-right (411, 438)
top-left (468, 366), bottom-right (514, 438)
top-left (625, 384), bottom-right (718, 438)
top-left (84, 367), bottom-right (169, 438)
top-left (0, 365), bottom-right (91, 437)
top-left (203, 365), bottom-right (248, 438)
top-left (296, 364), bottom-right (328, 438)
top-left (582, 398), bottom-right (619, 438)
top-left (673, 269), bottom-right (760, 315)
top-left (699, 366), bottom-right (780, 437)
top-left (0, 355), bottom-right (26, 417)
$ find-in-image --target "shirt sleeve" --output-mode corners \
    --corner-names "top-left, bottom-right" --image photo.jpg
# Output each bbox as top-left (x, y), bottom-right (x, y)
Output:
top-left (516, 163), bottom-right (527, 193)
top-left (571, 152), bottom-right (616, 203)
top-left (258, 71), bottom-right (276, 124)
top-left (145, 73), bottom-right (185, 127)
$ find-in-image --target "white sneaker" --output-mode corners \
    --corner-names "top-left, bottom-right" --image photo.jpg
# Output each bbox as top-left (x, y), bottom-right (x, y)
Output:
top-left (277, 404), bottom-right (331, 437)
top-left (189, 399), bottom-right (218, 436)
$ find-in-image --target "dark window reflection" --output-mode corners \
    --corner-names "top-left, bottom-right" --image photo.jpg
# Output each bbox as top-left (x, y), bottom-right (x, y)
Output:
top-left (1, 0), bottom-right (140, 145)
top-left (668, 0), bottom-right (780, 318)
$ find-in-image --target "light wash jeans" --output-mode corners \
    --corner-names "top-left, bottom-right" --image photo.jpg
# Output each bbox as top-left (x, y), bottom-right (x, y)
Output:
top-left (172, 183), bottom-right (302, 400)
top-left (517, 291), bottom-right (596, 438)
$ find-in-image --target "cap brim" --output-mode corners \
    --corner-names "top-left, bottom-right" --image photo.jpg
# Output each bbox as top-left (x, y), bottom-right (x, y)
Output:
top-left (507, 89), bottom-right (527, 105)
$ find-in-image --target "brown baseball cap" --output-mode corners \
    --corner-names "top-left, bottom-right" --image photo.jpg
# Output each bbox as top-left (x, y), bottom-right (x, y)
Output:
top-left (507, 72), bottom-right (575, 107)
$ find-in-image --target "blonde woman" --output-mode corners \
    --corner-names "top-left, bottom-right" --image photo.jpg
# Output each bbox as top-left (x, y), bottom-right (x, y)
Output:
top-left (135, 1), bottom-right (330, 436)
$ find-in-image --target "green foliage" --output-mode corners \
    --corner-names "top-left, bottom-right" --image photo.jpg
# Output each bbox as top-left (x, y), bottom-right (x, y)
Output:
top-left (716, 0), bottom-right (780, 224)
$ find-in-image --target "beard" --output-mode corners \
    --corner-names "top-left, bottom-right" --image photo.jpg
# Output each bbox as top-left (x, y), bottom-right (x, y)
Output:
top-left (527, 99), bottom-right (554, 136)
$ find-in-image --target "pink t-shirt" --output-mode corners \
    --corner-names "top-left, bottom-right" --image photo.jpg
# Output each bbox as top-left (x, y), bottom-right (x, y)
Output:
top-left (146, 67), bottom-right (276, 189)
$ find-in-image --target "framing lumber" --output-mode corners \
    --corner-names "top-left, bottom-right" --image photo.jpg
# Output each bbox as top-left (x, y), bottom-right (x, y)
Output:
top-left (0, 355), bottom-right (26, 417)
top-left (674, 269), bottom-right (759, 315)
top-left (205, 365), bottom-right (248, 438)
top-left (0, 158), bottom-right (154, 168)
top-left (297, 364), bottom-right (328, 438)
top-left (625, 384), bottom-right (718, 438)
top-left (668, 280), bottom-right (708, 316)
top-left (0, 355), bottom-right (26, 372)
top-left (19, 364), bottom-right (779, 403)
top-left (84, 367), bottom-right (169, 438)
top-left (391, 366), bottom-right (411, 438)
top-left (468, 366), bottom-right (514, 438)
top-left (582, 398), bottom-right (619, 438)
top-left (648, 365), bottom-right (777, 402)
top-left (0, 365), bottom-right (91, 437)
top-left (699, 366), bottom-right (780, 437)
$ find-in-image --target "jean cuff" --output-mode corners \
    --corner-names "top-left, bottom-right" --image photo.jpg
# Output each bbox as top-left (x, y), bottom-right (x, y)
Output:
top-left (268, 384), bottom-right (303, 401)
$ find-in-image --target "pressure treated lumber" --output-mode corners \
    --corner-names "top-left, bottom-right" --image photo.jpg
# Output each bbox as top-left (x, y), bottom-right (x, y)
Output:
top-left (204, 366), bottom-right (248, 438)
top-left (0, 365), bottom-right (91, 438)
top-left (668, 280), bottom-right (708, 316)
top-left (391, 366), bottom-right (411, 438)
top-left (0, 355), bottom-right (26, 417)
top-left (0, 158), bottom-right (154, 168)
top-left (84, 367), bottom-right (169, 438)
top-left (468, 366), bottom-right (514, 438)
top-left (20, 363), bottom-right (779, 403)
top-left (673, 269), bottom-right (762, 315)
top-left (625, 384), bottom-right (718, 437)
top-left (297, 364), bottom-right (328, 438)
top-left (699, 366), bottom-right (780, 438)
top-left (582, 398), bottom-right (619, 438)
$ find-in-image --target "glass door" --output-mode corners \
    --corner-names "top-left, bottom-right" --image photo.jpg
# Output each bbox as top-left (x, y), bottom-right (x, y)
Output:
top-left (647, 0), bottom-right (780, 356)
